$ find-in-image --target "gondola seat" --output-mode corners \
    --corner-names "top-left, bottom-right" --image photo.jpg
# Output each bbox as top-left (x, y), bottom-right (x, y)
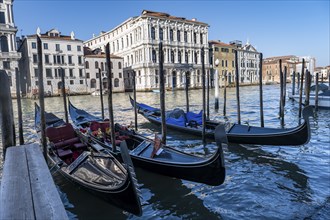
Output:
top-left (46, 123), bottom-right (80, 149)
top-left (57, 148), bottom-right (73, 158)
top-left (73, 142), bottom-right (87, 150)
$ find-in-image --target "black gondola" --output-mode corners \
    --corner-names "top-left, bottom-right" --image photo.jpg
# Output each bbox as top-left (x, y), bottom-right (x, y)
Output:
top-left (34, 104), bottom-right (142, 216)
top-left (68, 101), bottom-right (226, 186)
top-left (129, 96), bottom-right (313, 146)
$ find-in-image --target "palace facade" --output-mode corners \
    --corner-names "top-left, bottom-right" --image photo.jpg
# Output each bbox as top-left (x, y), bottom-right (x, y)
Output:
top-left (84, 10), bottom-right (210, 91)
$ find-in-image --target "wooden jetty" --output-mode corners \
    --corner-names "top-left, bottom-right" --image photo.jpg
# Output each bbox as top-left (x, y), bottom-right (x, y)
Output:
top-left (0, 144), bottom-right (68, 220)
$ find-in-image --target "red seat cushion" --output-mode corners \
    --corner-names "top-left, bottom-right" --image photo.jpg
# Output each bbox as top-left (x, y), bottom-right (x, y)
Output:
top-left (54, 137), bottom-right (80, 149)
top-left (73, 142), bottom-right (86, 150)
top-left (57, 149), bottom-right (73, 158)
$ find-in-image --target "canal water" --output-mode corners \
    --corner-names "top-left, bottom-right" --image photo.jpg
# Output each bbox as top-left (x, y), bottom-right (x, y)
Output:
top-left (0, 84), bottom-right (329, 219)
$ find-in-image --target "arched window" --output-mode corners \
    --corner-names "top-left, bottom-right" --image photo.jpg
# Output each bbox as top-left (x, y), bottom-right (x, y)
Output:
top-left (114, 78), bottom-right (119, 87)
top-left (151, 27), bottom-right (155, 40)
top-left (178, 51), bottom-right (182, 63)
top-left (177, 30), bottom-right (181, 42)
top-left (90, 79), bottom-right (96, 88)
top-left (170, 29), bottom-right (173, 41)
top-left (200, 33), bottom-right (203, 44)
top-left (193, 32), bottom-right (197, 44)
top-left (194, 52), bottom-right (198, 64)
top-left (159, 28), bottom-right (163, 40)
top-left (197, 70), bottom-right (200, 83)
top-left (185, 51), bottom-right (188, 63)
top-left (95, 61), bottom-right (99, 69)
top-left (101, 62), bottom-right (104, 71)
top-left (119, 72), bottom-right (122, 78)
top-left (118, 62), bottom-right (122, 69)
top-left (0, 36), bottom-right (9, 52)
top-left (85, 61), bottom-right (89, 69)
top-left (171, 50), bottom-right (174, 63)
top-left (152, 49), bottom-right (156, 63)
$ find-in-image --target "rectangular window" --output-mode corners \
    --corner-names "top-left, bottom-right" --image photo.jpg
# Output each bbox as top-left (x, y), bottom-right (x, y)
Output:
top-left (80, 80), bottom-right (83, 84)
top-left (43, 43), bottom-right (48, 50)
top-left (69, 69), bottom-right (73, 77)
top-left (0, 12), bottom-right (5, 24)
top-left (67, 45), bottom-right (71, 51)
top-left (3, 61), bottom-right (10, 69)
top-left (77, 45), bottom-right (81, 51)
top-left (32, 42), bottom-right (36, 49)
top-left (70, 80), bottom-right (74, 85)
top-left (47, 81), bottom-right (51, 85)
top-left (79, 69), bottom-right (83, 77)
top-left (184, 31), bottom-right (187, 43)
top-left (55, 44), bottom-right (60, 51)
top-left (86, 72), bottom-right (90, 78)
top-left (33, 54), bottom-right (38, 63)
top-left (45, 68), bottom-right (52, 78)
top-left (215, 47), bottom-right (219, 52)
top-left (68, 56), bottom-right (72, 64)
top-left (78, 56), bottom-right (82, 64)
top-left (45, 54), bottom-right (49, 64)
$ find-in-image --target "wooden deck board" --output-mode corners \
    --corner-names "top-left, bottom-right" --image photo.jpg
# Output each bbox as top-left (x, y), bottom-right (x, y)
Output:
top-left (0, 144), bottom-right (68, 220)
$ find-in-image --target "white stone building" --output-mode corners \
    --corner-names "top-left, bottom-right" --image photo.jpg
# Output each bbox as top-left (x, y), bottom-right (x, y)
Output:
top-left (84, 10), bottom-right (210, 91)
top-left (233, 40), bottom-right (261, 84)
top-left (18, 28), bottom-right (87, 97)
top-left (0, 0), bottom-right (21, 96)
top-left (84, 47), bottom-right (125, 93)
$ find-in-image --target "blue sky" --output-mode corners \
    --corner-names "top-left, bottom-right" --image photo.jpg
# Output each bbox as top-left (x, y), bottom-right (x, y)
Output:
top-left (14, 0), bottom-right (329, 66)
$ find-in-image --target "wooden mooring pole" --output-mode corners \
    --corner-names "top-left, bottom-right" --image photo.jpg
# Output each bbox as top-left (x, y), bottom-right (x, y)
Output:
top-left (37, 36), bottom-right (47, 160)
top-left (185, 71), bottom-right (190, 113)
top-left (298, 59), bottom-right (305, 119)
top-left (214, 60), bottom-right (220, 111)
top-left (133, 70), bottom-right (138, 131)
top-left (60, 67), bottom-right (68, 123)
top-left (98, 68), bottom-right (104, 120)
top-left (258, 53), bottom-right (264, 127)
top-left (283, 66), bottom-right (287, 107)
top-left (223, 71), bottom-right (227, 116)
top-left (305, 70), bottom-right (311, 106)
top-left (297, 72), bottom-right (300, 91)
top-left (292, 71), bottom-right (296, 96)
top-left (15, 68), bottom-right (24, 144)
top-left (315, 72), bottom-right (319, 111)
top-left (159, 42), bottom-right (167, 145)
top-left (105, 43), bottom-right (116, 151)
top-left (207, 69), bottom-right (210, 120)
top-left (279, 59), bottom-right (284, 126)
top-left (234, 50), bottom-right (241, 124)
top-left (0, 70), bottom-right (15, 158)
top-left (201, 47), bottom-right (206, 145)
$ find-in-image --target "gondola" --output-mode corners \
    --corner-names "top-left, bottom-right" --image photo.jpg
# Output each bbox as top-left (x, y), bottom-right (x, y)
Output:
top-left (68, 101), bottom-right (226, 186)
top-left (129, 96), bottom-right (313, 146)
top-left (34, 104), bottom-right (142, 216)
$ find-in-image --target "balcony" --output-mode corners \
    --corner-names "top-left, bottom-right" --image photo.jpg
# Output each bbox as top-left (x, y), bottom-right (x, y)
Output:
top-left (0, 52), bottom-right (21, 60)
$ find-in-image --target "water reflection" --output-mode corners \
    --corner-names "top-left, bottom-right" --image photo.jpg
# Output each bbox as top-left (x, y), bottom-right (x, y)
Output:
top-left (1, 84), bottom-right (329, 219)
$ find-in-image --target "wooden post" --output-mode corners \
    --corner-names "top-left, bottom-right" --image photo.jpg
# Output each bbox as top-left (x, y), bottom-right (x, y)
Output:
top-left (206, 68), bottom-right (210, 120)
top-left (132, 70), bottom-right (138, 131)
top-left (305, 70), bottom-right (311, 106)
top-left (98, 68), bottom-right (105, 120)
top-left (297, 72), bottom-right (300, 91)
top-left (201, 47), bottom-right (206, 145)
top-left (15, 68), bottom-right (24, 145)
top-left (223, 70), bottom-right (227, 116)
top-left (321, 73), bottom-right (323, 84)
top-left (105, 43), bottom-right (116, 151)
top-left (234, 50), bottom-right (241, 124)
top-left (185, 71), bottom-right (189, 113)
top-left (292, 71), bottom-right (296, 96)
top-left (159, 42), bottom-right (166, 145)
top-left (60, 68), bottom-right (68, 123)
top-left (298, 59), bottom-right (305, 119)
top-left (214, 60), bottom-right (219, 111)
top-left (258, 53), bottom-right (264, 127)
top-left (315, 72), bottom-right (319, 111)
top-left (279, 59), bottom-right (284, 124)
top-left (37, 36), bottom-right (47, 160)
top-left (0, 71), bottom-right (15, 158)
top-left (283, 66), bottom-right (287, 107)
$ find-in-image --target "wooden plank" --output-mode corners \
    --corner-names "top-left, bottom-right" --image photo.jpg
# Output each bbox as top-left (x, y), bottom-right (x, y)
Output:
top-left (0, 146), bottom-right (35, 219)
top-left (0, 144), bottom-right (68, 220)
top-left (25, 144), bottom-right (68, 220)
